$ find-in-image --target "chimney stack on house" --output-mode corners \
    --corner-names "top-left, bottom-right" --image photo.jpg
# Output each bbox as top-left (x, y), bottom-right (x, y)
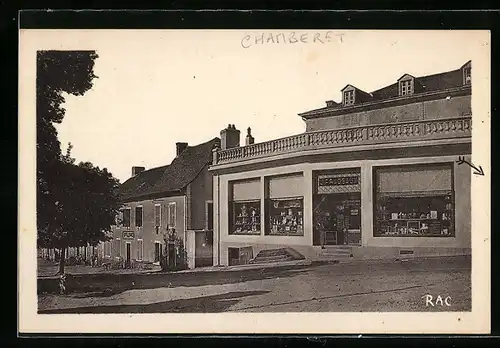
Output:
top-left (132, 166), bottom-right (145, 176)
top-left (176, 142), bottom-right (189, 157)
top-left (220, 124), bottom-right (240, 150)
top-left (245, 127), bottom-right (255, 145)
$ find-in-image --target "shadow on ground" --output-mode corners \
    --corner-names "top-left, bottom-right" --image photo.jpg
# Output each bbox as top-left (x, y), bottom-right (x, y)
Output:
top-left (38, 290), bottom-right (270, 314)
top-left (38, 264), bottom-right (314, 297)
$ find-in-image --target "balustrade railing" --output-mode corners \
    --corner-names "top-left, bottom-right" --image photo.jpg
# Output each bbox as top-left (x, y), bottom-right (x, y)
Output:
top-left (214, 117), bottom-right (471, 165)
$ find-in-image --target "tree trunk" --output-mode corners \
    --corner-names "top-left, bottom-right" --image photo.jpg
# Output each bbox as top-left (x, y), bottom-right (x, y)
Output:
top-left (59, 247), bottom-right (66, 274)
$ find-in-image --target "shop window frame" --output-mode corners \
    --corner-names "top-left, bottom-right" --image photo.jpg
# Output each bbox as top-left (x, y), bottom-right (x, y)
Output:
top-left (228, 199), bottom-right (261, 236)
top-left (372, 162), bottom-right (455, 238)
top-left (265, 196), bottom-right (305, 237)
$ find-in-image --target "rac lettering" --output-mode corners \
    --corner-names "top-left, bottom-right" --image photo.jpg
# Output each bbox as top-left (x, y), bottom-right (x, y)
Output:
top-left (422, 294), bottom-right (452, 307)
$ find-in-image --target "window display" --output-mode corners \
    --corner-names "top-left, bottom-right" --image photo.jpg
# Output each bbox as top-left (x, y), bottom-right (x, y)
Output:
top-left (267, 198), bottom-right (304, 236)
top-left (374, 164), bottom-right (454, 237)
top-left (230, 201), bottom-right (261, 235)
top-left (375, 193), bottom-right (454, 236)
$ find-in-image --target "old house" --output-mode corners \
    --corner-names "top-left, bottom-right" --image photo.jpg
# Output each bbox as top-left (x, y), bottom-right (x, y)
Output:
top-left (210, 61), bottom-right (472, 265)
top-left (100, 137), bottom-right (220, 269)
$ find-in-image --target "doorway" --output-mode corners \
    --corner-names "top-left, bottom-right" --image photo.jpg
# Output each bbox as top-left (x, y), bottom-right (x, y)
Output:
top-left (154, 242), bottom-right (163, 263)
top-left (313, 192), bottom-right (362, 246)
top-left (125, 242), bottom-right (131, 268)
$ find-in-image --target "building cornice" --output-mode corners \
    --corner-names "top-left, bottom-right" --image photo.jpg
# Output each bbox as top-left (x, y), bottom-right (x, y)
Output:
top-left (299, 86), bottom-right (471, 119)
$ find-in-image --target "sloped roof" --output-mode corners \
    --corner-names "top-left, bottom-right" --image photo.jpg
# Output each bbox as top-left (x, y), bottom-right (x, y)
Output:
top-left (370, 68), bottom-right (464, 101)
top-left (300, 61), bottom-right (471, 117)
top-left (120, 137), bottom-right (220, 201)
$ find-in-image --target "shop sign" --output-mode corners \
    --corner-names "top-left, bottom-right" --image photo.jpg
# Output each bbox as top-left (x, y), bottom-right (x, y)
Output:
top-left (123, 231), bottom-right (135, 240)
top-left (318, 175), bottom-right (359, 187)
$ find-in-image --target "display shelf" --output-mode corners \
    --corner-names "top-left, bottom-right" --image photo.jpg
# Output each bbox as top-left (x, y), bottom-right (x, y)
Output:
top-left (267, 198), bottom-right (304, 236)
top-left (375, 194), bottom-right (454, 237)
top-left (231, 200), bottom-right (261, 235)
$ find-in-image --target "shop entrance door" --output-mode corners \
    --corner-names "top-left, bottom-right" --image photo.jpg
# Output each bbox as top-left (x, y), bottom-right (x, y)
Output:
top-left (330, 196), bottom-right (361, 246)
top-left (313, 193), bottom-right (361, 246)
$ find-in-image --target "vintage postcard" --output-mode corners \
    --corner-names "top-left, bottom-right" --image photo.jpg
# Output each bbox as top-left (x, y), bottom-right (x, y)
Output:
top-left (18, 29), bottom-right (491, 334)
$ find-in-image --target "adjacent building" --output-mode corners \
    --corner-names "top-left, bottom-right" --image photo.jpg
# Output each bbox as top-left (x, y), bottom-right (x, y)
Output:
top-left (210, 61), bottom-right (472, 266)
top-left (100, 137), bottom-right (220, 269)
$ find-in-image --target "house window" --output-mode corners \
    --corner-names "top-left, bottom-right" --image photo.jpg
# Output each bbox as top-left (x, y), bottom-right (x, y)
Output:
top-left (115, 210), bottom-right (124, 226)
top-left (122, 208), bottom-right (131, 227)
top-left (229, 179), bottom-right (261, 235)
top-left (265, 174), bottom-right (304, 236)
top-left (206, 201), bottom-right (214, 230)
top-left (373, 163), bottom-right (454, 237)
top-left (114, 238), bottom-right (121, 257)
top-left (137, 239), bottom-right (143, 261)
top-left (154, 204), bottom-right (162, 227)
top-left (463, 67), bottom-right (471, 85)
top-left (135, 206), bottom-right (143, 227)
top-left (343, 90), bottom-right (355, 106)
top-left (400, 79), bottom-right (413, 96)
top-left (168, 203), bottom-right (176, 228)
top-left (104, 241), bottom-right (111, 257)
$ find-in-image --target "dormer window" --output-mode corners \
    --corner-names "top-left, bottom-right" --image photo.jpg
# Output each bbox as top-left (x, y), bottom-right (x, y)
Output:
top-left (400, 80), bottom-right (413, 96)
top-left (343, 90), bottom-right (355, 106)
top-left (397, 74), bottom-right (415, 97)
top-left (463, 66), bottom-right (471, 85)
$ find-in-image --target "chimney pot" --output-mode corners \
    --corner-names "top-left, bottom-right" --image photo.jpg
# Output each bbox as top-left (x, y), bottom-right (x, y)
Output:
top-left (132, 166), bottom-right (145, 176)
top-left (220, 124), bottom-right (240, 150)
top-left (245, 127), bottom-right (255, 146)
top-left (176, 142), bottom-right (188, 157)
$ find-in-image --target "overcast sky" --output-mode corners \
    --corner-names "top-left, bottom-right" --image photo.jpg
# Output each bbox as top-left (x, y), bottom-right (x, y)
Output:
top-left (53, 30), bottom-right (480, 182)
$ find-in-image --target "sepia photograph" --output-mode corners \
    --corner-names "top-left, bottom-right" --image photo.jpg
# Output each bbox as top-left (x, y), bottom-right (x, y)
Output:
top-left (18, 29), bottom-right (490, 334)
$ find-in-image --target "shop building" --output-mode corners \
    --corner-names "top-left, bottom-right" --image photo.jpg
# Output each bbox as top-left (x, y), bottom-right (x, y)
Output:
top-left (100, 137), bottom-right (220, 269)
top-left (210, 61), bottom-right (472, 265)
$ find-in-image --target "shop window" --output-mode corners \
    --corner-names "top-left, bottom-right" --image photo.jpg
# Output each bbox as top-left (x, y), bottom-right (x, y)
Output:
top-left (229, 179), bottom-right (261, 235)
top-left (267, 198), bottom-right (304, 236)
top-left (122, 208), bottom-right (131, 227)
top-left (373, 164), bottom-right (454, 237)
top-left (135, 206), bottom-right (143, 227)
top-left (265, 173), bottom-right (304, 236)
top-left (230, 201), bottom-right (261, 235)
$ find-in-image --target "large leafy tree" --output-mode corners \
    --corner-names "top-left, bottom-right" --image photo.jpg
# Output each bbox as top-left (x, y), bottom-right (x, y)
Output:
top-left (36, 51), bottom-right (120, 274)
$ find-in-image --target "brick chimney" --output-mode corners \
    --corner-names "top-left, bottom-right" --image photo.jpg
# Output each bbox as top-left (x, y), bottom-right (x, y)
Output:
top-left (220, 124), bottom-right (240, 150)
top-left (245, 127), bottom-right (255, 145)
top-left (132, 166), bottom-right (145, 176)
top-left (176, 142), bottom-right (188, 157)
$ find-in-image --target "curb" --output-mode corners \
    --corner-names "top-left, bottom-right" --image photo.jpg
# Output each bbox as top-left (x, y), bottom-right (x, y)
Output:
top-left (173, 259), bottom-right (313, 274)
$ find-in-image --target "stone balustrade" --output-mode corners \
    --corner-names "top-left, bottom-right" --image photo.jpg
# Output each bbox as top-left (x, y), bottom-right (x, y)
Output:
top-left (214, 117), bottom-right (472, 165)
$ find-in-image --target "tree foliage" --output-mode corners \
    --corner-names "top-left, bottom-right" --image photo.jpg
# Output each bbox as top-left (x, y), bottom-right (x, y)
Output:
top-left (36, 51), bottom-right (120, 274)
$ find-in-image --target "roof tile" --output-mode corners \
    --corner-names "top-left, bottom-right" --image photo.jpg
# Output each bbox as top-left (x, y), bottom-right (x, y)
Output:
top-left (120, 137), bottom-right (220, 201)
